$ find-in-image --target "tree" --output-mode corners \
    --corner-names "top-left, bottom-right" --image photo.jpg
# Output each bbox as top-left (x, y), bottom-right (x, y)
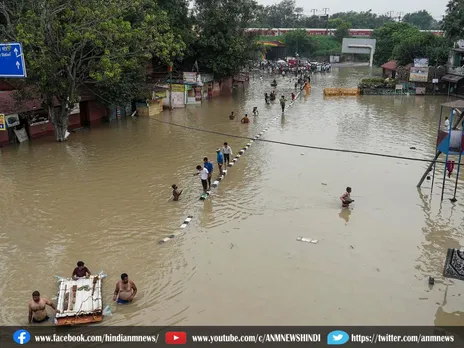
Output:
top-left (192, 0), bottom-right (259, 78)
top-left (266, 0), bottom-right (299, 28)
top-left (249, 4), bottom-right (396, 29)
top-left (393, 32), bottom-right (449, 66)
top-left (442, 0), bottom-right (464, 42)
top-left (334, 20), bottom-right (352, 42)
top-left (1, 0), bottom-right (183, 141)
top-left (402, 10), bottom-right (436, 30)
top-left (283, 29), bottom-right (314, 56)
top-left (372, 22), bottom-right (420, 65)
top-left (157, 0), bottom-right (195, 69)
top-left (330, 10), bottom-right (392, 29)
top-left (250, 5), bottom-right (269, 28)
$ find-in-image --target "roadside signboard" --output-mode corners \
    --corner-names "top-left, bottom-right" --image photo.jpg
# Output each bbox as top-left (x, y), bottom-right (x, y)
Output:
top-left (414, 58), bottom-right (429, 68)
top-left (409, 67), bottom-right (429, 82)
top-left (0, 114), bottom-right (5, 130)
top-left (0, 43), bottom-right (27, 78)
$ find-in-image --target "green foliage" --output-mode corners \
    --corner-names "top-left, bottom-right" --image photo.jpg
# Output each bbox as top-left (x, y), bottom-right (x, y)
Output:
top-left (256, 0), bottom-right (301, 28)
top-left (192, 0), bottom-right (259, 79)
top-left (393, 33), bottom-right (449, 66)
top-left (250, 2), bottom-right (394, 29)
top-left (334, 20), bottom-right (352, 43)
top-left (0, 0), bottom-right (184, 140)
top-left (330, 10), bottom-right (392, 29)
top-left (156, 0), bottom-right (195, 61)
top-left (259, 34), bottom-right (341, 58)
top-left (372, 19), bottom-right (450, 68)
top-left (372, 22), bottom-right (420, 66)
top-left (310, 36), bottom-right (341, 57)
top-left (358, 77), bottom-right (398, 89)
top-left (442, 0), bottom-right (464, 42)
top-left (402, 10), bottom-right (437, 30)
top-left (283, 30), bottom-right (313, 56)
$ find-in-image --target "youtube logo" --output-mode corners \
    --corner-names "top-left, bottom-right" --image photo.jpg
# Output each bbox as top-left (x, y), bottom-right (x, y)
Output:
top-left (165, 331), bottom-right (187, 344)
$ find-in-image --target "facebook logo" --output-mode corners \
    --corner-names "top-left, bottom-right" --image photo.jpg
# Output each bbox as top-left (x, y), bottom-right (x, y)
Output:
top-left (13, 330), bottom-right (31, 344)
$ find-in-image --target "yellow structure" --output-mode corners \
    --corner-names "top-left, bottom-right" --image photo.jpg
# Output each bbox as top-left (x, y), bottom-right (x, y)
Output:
top-left (136, 100), bottom-right (164, 117)
top-left (323, 88), bottom-right (360, 97)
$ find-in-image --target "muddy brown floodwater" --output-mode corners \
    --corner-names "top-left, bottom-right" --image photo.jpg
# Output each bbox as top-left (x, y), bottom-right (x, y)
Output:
top-left (0, 67), bottom-right (463, 327)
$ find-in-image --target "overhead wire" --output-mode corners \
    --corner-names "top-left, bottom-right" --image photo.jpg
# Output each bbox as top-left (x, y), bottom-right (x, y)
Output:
top-left (83, 84), bottom-right (459, 166)
top-left (151, 118), bottom-right (459, 165)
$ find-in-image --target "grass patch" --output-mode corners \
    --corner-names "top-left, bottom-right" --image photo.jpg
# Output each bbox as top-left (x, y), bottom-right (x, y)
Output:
top-left (258, 35), bottom-right (341, 58)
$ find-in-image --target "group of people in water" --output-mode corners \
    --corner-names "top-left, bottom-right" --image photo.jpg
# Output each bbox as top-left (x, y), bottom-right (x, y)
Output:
top-left (28, 261), bottom-right (137, 324)
top-left (171, 142), bottom-right (234, 198)
top-left (228, 107), bottom-right (259, 124)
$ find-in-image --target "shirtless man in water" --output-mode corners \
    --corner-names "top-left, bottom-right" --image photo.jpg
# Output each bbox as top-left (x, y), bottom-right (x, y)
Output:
top-left (113, 273), bottom-right (137, 304)
top-left (28, 291), bottom-right (57, 323)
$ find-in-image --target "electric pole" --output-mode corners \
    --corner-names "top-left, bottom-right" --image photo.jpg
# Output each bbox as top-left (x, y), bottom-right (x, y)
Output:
top-left (386, 11), bottom-right (394, 18)
top-left (322, 8), bottom-right (330, 36)
top-left (397, 12), bottom-right (403, 22)
top-left (310, 9), bottom-right (317, 16)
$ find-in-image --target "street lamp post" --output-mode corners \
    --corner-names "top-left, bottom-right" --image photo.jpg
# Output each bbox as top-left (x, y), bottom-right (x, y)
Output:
top-left (168, 62), bottom-right (173, 110)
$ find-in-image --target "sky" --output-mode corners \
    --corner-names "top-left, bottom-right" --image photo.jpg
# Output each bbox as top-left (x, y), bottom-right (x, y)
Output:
top-left (257, 0), bottom-right (449, 20)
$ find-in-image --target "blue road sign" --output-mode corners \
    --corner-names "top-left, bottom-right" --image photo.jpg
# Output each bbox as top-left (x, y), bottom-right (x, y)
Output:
top-left (0, 43), bottom-right (27, 78)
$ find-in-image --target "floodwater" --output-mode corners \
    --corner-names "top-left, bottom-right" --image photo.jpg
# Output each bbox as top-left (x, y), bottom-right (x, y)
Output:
top-left (1, 66), bottom-right (463, 327)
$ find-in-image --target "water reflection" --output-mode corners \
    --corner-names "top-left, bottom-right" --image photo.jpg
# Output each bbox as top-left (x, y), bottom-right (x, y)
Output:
top-left (339, 208), bottom-right (352, 224)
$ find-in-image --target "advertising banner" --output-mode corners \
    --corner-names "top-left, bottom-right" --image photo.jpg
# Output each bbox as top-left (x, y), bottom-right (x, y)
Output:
top-left (0, 114), bottom-right (6, 130)
top-left (409, 67), bottom-right (429, 82)
top-left (29, 113), bottom-right (49, 126)
top-left (414, 58), bottom-right (429, 68)
top-left (183, 72), bottom-right (197, 83)
top-left (5, 114), bottom-right (20, 127)
top-left (171, 84), bottom-right (185, 92)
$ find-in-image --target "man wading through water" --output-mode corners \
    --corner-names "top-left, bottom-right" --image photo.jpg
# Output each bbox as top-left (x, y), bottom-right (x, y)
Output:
top-left (280, 95), bottom-right (286, 113)
top-left (195, 164), bottom-right (209, 193)
top-left (203, 157), bottom-right (213, 190)
top-left (113, 273), bottom-right (137, 304)
top-left (28, 291), bottom-right (58, 323)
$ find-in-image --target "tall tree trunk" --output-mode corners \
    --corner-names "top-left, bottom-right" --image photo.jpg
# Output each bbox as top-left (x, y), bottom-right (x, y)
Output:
top-left (48, 104), bottom-right (70, 142)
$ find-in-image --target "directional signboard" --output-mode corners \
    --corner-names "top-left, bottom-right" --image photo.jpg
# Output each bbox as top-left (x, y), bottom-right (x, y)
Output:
top-left (0, 43), bottom-right (27, 78)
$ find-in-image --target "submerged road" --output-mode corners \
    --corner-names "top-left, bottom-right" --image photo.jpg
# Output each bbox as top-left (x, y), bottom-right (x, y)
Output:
top-left (0, 67), bottom-right (463, 326)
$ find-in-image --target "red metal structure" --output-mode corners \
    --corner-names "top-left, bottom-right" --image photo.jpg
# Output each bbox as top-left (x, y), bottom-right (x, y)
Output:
top-left (246, 28), bottom-right (444, 38)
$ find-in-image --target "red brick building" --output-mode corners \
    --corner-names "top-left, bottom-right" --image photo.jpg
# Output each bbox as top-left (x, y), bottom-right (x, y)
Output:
top-left (0, 81), bottom-right (108, 146)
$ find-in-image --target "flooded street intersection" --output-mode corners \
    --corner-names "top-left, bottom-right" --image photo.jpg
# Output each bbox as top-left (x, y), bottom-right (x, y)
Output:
top-left (0, 67), bottom-right (463, 326)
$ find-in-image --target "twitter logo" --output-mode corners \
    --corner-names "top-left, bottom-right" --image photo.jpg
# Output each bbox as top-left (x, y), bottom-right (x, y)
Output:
top-left (327, 330), bottom-right (349, 345)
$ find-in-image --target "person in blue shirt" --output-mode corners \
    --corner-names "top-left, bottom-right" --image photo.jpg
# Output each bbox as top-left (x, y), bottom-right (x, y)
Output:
top-left (203, 157), bottom-right (213, 190)
top-left (216, 149), bottom-right (224, 175)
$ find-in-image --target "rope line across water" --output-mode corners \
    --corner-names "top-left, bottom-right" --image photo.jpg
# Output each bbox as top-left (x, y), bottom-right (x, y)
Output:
top-left (158, 92), bottom-right (302, 244)
top-left (152, 119), bottom-right (457, 165)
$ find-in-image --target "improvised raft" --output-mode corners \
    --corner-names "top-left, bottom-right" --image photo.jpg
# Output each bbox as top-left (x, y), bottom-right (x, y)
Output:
top-left (55, 273), bottom-right (107, 325)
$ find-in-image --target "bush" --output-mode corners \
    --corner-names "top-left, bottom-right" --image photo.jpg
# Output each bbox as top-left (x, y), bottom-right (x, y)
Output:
top-left (358, 77), bottom-right (399, 89)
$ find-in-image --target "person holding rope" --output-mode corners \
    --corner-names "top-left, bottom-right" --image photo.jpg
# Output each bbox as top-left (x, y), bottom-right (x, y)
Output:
top-left (222, 142), bottom-right (233, 166)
